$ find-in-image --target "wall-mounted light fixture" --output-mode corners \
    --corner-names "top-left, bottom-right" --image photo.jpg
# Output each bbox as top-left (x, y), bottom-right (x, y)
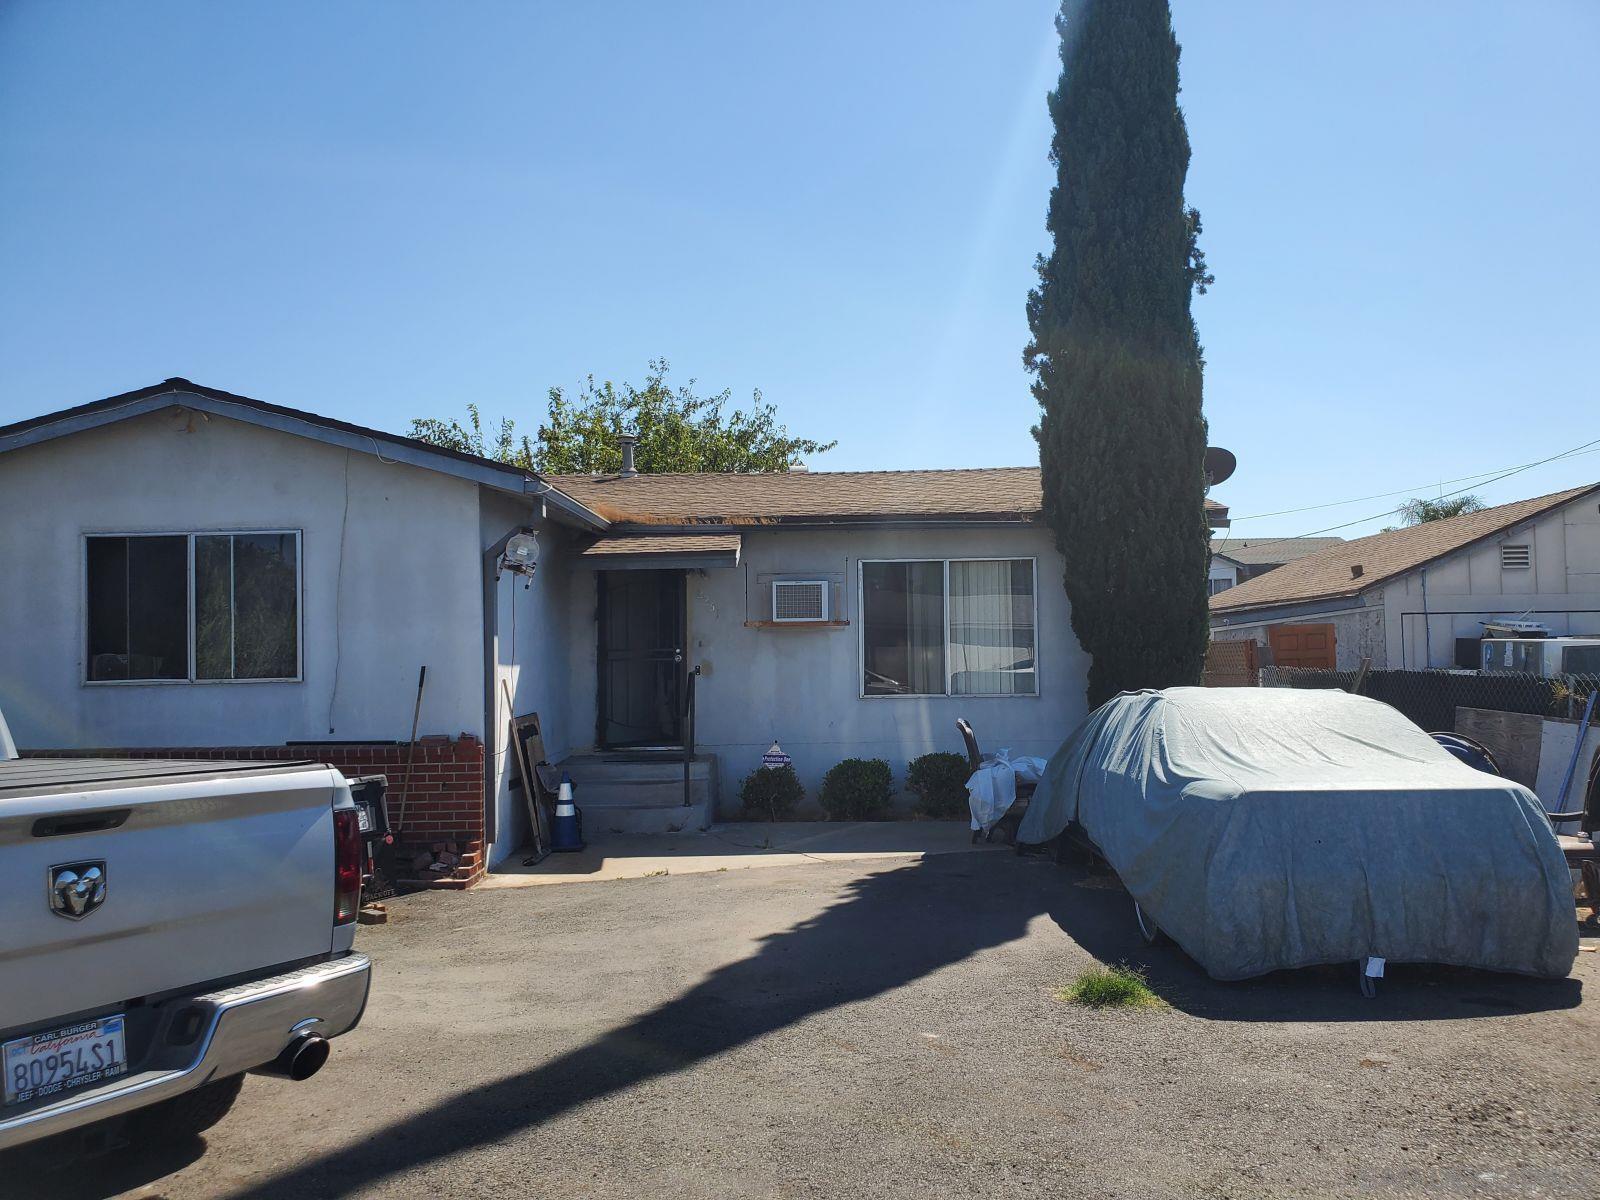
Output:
top-left (498, 530), bottom-right (540, 583)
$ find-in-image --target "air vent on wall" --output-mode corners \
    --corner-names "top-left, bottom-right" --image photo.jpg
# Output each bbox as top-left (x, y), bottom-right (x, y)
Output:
top-left (1500, 544), bottom-right (1532, 570)
top-left (772, 580), bottom-right (829, 623)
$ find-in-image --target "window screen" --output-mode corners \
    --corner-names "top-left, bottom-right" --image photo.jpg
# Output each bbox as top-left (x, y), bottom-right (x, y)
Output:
top-left (196, 533), bottom-right (299, 679)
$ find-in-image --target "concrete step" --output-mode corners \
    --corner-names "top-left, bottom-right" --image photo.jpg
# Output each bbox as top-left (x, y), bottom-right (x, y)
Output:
top-left (556, 754), bottom-right (715, 808)
top-left (572, 779), bottom-right (714, 810)
top-left (555, 752), bottom-right (718, 835)
top-left (582, 798), bottom-right (713, 836)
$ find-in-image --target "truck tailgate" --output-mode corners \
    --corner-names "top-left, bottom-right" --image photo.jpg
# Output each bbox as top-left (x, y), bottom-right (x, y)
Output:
top-left (0, 760), bottom-right (342, 1032)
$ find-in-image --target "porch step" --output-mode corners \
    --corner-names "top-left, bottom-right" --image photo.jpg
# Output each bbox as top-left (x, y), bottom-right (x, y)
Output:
top-left (555, 753), bottom-right (717, 835)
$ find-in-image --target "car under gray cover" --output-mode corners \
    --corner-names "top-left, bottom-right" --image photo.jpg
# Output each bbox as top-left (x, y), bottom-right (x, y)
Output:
top-left (1016, 687), bottom-right (1578, 981)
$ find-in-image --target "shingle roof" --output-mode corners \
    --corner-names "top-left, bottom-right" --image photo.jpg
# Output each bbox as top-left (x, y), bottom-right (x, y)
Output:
top-left (1210, 536), bottom-right (1344, 567)
top-left (578, 533), bottom-right (742, 558)
top-left (1209, 484), bottom-right (1600, 615)
top-left (549, 467), bottom-right (1230, 527)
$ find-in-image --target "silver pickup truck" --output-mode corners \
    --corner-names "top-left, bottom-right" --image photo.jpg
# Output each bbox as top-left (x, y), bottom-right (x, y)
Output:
top-left (0, 708), bottom-right (371, 1152)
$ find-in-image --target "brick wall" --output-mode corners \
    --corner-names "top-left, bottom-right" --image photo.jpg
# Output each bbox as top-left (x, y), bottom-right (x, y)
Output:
top-left (24, 734), bottom-right (487, 889)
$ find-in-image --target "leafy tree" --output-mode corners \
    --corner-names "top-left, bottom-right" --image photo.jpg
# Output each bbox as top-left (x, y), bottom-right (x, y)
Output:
top-left (409, 360), bottom-right (834, 474)
top-left (1397, 494), bottom-right (1486, 525)
top-left (409, 405), bottom-right (534, 469)
top-left (1024, 0), bottom-right (1212, 708)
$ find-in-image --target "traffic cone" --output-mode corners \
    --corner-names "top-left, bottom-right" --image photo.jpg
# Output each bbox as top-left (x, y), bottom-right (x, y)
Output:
top-left (550, 772), bottom-right (585, 852)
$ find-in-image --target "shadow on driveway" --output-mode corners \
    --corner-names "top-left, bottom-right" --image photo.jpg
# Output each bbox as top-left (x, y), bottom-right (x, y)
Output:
top-left (11, 850), bottom-right (1586, 1199)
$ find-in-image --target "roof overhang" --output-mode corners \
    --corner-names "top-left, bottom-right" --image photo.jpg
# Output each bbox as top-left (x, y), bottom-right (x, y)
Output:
top-left (576, 532), bottom-right (742, 570)
top-left (0, 379), bottom-right (610, 532)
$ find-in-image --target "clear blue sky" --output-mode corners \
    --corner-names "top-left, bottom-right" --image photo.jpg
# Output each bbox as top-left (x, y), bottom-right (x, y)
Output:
top-left (2, 2), bottom-right (1596, 540)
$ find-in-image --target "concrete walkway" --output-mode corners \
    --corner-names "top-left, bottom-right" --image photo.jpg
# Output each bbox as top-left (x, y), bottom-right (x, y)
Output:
top-left (478, 819), bottom-right (986, 888)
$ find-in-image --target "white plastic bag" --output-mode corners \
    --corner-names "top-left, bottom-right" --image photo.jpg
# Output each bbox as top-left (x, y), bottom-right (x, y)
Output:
top-left (966, 750), bottom-right (1047, 831)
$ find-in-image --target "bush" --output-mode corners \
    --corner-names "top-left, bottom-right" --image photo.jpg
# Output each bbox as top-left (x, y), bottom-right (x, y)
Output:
top-left (818, 758), bottom-right (894, 821)
top-left (905, 751), bottom-right (971, 818)
top-left (738, 764), bottom-right (803, 821)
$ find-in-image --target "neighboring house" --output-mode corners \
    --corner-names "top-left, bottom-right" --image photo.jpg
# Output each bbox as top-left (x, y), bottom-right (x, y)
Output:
top-left (0, 379), bottom-right (1233, 882)
top-left (1210, 484), bottom-right (1600, 670)
top-left (1207, 536), bottom-right (1343, 596)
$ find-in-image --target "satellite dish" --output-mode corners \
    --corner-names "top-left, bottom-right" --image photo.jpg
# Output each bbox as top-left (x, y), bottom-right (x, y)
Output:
top-left (1204, 446), bottom-right (1237, 487)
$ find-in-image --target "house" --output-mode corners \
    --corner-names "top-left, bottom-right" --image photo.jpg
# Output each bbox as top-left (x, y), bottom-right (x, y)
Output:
top-left (0, 379), bottom-right (1229, 882)
top-left (1209, 484), bottom-right (1600, 670)
top-left (1207, 536), bottom-right (1343, 596)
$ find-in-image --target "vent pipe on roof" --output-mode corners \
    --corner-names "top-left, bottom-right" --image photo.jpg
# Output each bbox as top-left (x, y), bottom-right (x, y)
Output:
top-left (618, 433), bottom-right (639, 478)
top-left (1350, 563), bottom-right (1364, 580)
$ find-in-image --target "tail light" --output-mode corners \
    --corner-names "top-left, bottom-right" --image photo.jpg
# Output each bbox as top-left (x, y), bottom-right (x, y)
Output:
top-left (334, 808), bottom-right (362, 925)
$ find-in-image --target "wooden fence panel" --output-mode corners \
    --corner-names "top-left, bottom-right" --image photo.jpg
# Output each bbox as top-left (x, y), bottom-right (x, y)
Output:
top-left (1203, 639), bottom-right (1258, 687)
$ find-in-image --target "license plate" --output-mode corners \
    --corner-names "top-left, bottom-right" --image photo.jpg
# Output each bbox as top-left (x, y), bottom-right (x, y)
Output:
top-left (3, 1015), bottom-right (127, 1106)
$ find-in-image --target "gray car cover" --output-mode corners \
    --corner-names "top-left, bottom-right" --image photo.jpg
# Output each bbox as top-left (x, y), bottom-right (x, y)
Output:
top-left (1016, 687), bottom-right (1578, 980)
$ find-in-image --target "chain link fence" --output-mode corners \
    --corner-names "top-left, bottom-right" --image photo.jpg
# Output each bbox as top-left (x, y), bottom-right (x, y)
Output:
top-left (1260, 666), bottom-right (1600, 733)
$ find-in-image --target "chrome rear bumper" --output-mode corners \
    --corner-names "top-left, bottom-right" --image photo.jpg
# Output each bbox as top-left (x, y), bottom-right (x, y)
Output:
top-left (0, 952), bottom-right (370, 1152)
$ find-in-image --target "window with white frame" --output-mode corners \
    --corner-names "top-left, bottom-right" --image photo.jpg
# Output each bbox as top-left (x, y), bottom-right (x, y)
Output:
top-left (860, 559), bottom-right (1036, 697)
top-left (86, 532), bottom-right (301, 682)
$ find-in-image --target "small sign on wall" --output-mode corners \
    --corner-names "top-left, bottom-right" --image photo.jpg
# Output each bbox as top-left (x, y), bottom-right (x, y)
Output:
top-left (762, 742), bottom-right (792, 769)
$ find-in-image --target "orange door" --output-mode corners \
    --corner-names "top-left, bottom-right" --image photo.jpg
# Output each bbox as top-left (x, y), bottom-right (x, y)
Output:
top-left (1268, 623), bottom-right (1337, 669)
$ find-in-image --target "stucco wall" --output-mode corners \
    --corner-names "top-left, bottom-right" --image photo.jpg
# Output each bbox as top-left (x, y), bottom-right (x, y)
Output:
top-left (566, 524), bottom-right (1090, 813)
top-left (0, 410), bottom-right (490, 750)
top-left (481, 493), bottom-right (578, 864)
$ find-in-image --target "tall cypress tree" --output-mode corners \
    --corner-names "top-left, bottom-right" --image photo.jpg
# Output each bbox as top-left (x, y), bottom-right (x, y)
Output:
top-left (1025, 0), bottom-right (1213, 708)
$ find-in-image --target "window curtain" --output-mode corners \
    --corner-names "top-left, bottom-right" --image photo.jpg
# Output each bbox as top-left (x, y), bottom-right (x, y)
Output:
top-left (949, 560), bottom-right (1035, 695)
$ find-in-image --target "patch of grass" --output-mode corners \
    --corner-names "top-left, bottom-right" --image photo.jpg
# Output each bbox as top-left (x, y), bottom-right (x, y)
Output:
top-left (1057, 964), bottom-right (1164, 1010)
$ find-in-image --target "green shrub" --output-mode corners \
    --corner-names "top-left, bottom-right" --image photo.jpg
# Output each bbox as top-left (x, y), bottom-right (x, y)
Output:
top-left (1057, 965), bottom-right (1163, 1010)
top-left (819, 758), bottom-right (894, 821)
top-left (738, 764), bottom-right (803, 821)
top-left (905, 751), bottom-right (971, 818)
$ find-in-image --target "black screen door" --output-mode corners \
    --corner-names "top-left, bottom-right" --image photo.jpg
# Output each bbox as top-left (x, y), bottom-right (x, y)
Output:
top-left (597, 570), bottom-right (685, 748)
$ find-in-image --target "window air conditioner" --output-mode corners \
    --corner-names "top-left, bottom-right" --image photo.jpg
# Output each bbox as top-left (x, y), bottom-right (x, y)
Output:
top-left (772, 580), bottom-right (829, 623)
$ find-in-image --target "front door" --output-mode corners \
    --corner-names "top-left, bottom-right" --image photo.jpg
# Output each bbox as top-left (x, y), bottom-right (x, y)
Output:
top-left (597, 570), bottom-right (685, 748)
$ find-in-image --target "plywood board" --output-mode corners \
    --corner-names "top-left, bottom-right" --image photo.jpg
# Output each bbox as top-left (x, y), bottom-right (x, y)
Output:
top-left (1454, 707), bottom-right (1542, 788)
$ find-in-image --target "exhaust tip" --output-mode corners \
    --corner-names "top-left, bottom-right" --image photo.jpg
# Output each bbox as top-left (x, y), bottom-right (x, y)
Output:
top-left (287, 1034), bottom-right (330, 1080)
top-left (256, 1033), bottom-right (330, 1081)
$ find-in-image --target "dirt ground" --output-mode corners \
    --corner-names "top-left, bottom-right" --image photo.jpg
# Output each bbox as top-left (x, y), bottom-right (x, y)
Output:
top-left (13, 846), bottom-right (1600, 1199)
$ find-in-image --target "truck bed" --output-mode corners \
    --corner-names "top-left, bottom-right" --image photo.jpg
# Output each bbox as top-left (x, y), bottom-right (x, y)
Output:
top-left (0, 757), bottom-right (322, 798)
top-left (1, 756), bottom-right (347, 1032)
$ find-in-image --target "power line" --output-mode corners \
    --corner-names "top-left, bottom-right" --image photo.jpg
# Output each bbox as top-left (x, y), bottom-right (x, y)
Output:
top-left (1216, 432), bottom-right (1600, 562)
top-left (1227, 440), bottom-right (1600, 523)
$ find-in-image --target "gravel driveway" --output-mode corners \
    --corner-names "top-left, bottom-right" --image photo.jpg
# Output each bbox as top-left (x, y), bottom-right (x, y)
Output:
top-left (17, 847), bottom-right (1600, 1199)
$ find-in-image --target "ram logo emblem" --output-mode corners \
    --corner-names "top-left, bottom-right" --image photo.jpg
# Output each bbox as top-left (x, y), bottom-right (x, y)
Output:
top-left (48, 861), bottom-right (107, 920)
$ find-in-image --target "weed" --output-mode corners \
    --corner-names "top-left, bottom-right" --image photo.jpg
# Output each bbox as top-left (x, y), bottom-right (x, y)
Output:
top-left (1057, 964), bottom-right (1163, 1009)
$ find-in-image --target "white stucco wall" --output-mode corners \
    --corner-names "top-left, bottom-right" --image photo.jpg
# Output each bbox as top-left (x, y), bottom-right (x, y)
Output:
top-left (565, 524), bottom-right (1090, 813)
top-left (482, 494), bottom-right (578, 863)
top-left (0, 410), bottom-right (491, 750)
